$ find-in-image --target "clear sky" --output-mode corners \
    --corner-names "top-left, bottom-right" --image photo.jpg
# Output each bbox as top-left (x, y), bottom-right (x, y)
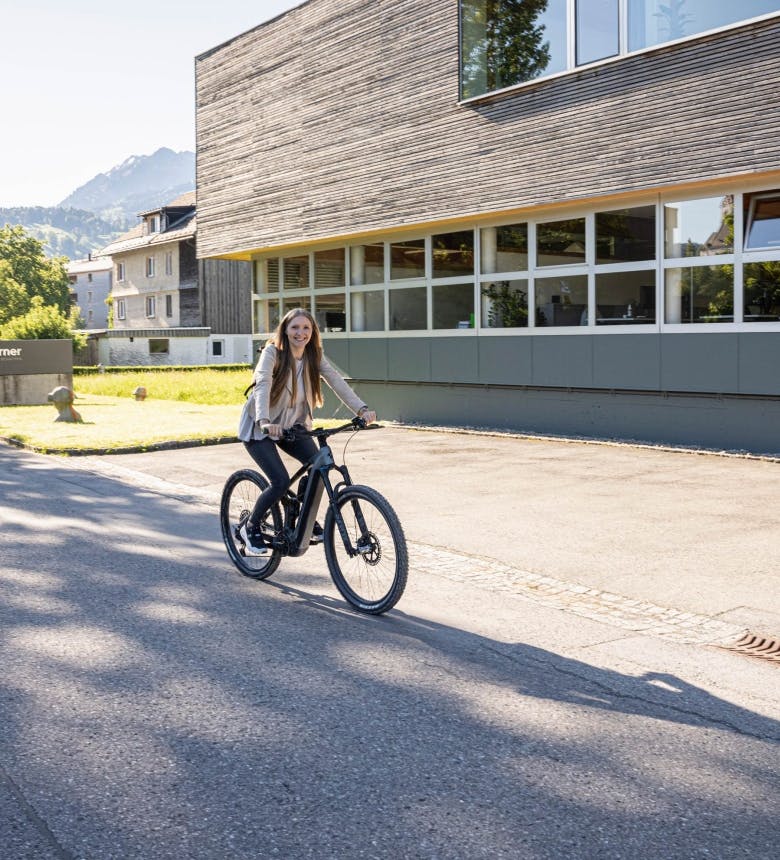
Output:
top-left (0, 0), bottom-right (304, 207)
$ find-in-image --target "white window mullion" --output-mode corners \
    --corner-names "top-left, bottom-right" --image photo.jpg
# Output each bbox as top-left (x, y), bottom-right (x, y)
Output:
top-left (528, 222), bottom-right (538, 329)
top-left (733, 193), bottom-right (744, 324)
top-left (567, 0), bottom-right (576, 69)
top-left (586, 214), bottom-right (596, 327)
top-left (619, 0), bottom-right (629, 54)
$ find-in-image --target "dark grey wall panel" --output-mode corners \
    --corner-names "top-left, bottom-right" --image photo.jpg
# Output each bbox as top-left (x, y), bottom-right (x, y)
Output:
top-left (322, 338), bottom-right (349, 374)
top-left (660, 333), bottom-right (740, 393)
top-left (593, 334), bottom-right (661, 391)
top-left (430, 337), bottom-right (480, 384)
top-left (388, 338), bottom-right (431, 381)
top-left (531, 336), bottom-right (593, 388)
top-left (334, 332), bottom-right (779, 398)
top-left (351, 381), bottom-right (780, 456)
top-left (346, 338), bottom-right (388, 381)
top-left (737, 333), bottom-right (780, 396)
top-left (478, 336), bottom-right (534, 385)
top-left (196, 3), bottom-right (780, 258)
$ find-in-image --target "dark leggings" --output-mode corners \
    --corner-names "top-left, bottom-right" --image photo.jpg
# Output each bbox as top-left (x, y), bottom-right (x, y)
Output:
top-left (244, 435), bottom-right (318, 526)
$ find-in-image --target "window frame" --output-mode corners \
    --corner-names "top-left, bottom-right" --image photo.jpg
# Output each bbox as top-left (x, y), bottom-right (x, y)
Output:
top-left (248, 184), bottom-right (780, 337)
top-left (459, 1), bottom-right (780, 102)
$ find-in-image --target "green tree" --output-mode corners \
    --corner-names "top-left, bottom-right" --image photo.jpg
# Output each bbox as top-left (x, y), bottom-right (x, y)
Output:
top-left (0, 259), bottom-right (29, 325)
top-left (0, 296), bottom-right (86, 349)
top-left (0, 224), bottom-right (71, 314)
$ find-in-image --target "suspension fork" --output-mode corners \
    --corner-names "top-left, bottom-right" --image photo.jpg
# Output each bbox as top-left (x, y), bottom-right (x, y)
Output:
top-left (321, 462), bottom-right (364, 558)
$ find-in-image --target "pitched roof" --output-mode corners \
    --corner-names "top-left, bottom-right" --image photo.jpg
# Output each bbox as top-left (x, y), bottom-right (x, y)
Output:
top-left (138, 189), bottom-right (196, 216)
top-left (99, 192), bottom-right (197, 256)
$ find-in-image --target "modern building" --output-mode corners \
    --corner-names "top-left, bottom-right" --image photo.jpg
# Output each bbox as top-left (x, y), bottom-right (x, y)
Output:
top-left (195, 0), bottom-right (780, 454)
top-left (67, 254), bottom-right (112, 330)
top-left (96, 192), bottom-right (254, 366)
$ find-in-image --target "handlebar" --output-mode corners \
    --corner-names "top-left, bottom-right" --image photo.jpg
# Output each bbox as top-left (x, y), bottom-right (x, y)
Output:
top-left (278, 416), bottom-right (378, 443)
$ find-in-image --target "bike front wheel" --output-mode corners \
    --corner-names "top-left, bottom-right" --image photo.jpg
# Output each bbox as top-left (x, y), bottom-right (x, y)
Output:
top-left (220, 469), bottom-right (282, 580)
top-left (324, 485), bottom-right (408, 614)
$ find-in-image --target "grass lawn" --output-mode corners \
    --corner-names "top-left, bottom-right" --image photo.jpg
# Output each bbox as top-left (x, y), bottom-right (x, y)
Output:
top-left (0, 394), bottom-right (241, 454)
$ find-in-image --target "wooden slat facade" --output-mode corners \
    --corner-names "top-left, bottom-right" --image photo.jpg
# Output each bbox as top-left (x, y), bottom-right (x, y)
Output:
top-left (198, 259), bottom-right (253, 334)
top-left (195, 1), bottom-right (780, 259)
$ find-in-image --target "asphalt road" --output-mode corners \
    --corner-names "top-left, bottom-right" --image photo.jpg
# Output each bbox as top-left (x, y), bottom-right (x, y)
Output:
top-left (1, 436), bottom-right (779, 859)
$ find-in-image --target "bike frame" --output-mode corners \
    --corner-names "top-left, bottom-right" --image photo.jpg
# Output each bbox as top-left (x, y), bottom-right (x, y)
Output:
top-left (270, 422), bottom-right (367, 559)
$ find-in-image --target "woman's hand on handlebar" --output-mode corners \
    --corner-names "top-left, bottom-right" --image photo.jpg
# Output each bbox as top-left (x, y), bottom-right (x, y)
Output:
top-left (359, 409), bottom-right (377, 425)
top-left (260, 423), bottom-right (283, 440)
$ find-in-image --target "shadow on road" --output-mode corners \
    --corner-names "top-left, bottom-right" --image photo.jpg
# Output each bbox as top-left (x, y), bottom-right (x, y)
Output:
top-left (1, 447), bottom-right (777, 860)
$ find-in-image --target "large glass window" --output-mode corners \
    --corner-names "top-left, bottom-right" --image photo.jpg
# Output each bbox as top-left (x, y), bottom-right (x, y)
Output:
top-left (266, 259), bottom-right (279, 292)
top-left (537, 218), bottom-right (587, 266)
top-left (255, 259), bottom-right (279, 293)
top-left (664, 266), bottom-right (733, 323)
top-left (535, 274), bottom-right (588, 326)
top-left (628, 0), bottom-right (779, 52)
top-left (596, 206), bottom-right (656, 263)
top-left (351, 290), bottom-right (385, 331)
top-left (664, 196), bottom-right (734, 258)
top-left (743, 262), bottom-right (780, 321)
top-left (390, 238), bottom-right (425, 280)
top-left (433, 282), bottom-right (475, 329)
top-left (350, 244), bottom-right (384, 284)
top-left (595, 271), bottom-right (656, 324)
top-left (577, 0), bottom-right (619, 65)
top-left (432, 230), bottom-right (475, 278)
top-left (481, 223), bottom-right (528, 273)
top-left (460, 0), bottom-right (566, 99)
top-left (283, 255), bottom-right (309, 290)
top-left (254, 299), bottom-right (280, 333)
top-left (744, 191), bottom-right (780, 250)
top-left (250, 185), bottom-right (780, 336)
top-left (461, 1), bottom-right (779, 98)
top-left (389, 286), bottom-right (427, 330)
top-left (314, 293), bottom-right (346, 331)
top-left (281, 296), bottom-right (311, 315)
top-left (481, 279), bottom-right (529, 327)
top-left (314, 249), bottom-right (345, 290)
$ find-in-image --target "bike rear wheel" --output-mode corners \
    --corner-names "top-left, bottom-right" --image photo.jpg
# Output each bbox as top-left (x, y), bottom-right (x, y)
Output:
top-left (324, 485), bottom-right (408, 614)
top-left (220, 469), bottom-right (282, 580)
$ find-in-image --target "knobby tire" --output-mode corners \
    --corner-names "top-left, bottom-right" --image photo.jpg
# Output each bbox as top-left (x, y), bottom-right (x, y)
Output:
top-left (324, 485), bottom-right (408, 614)
top-left (220, 469), bottom-right (283, 580)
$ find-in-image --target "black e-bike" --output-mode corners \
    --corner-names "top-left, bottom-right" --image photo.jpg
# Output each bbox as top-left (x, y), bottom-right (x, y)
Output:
top-left (220, 418), bottom-right (408, 615)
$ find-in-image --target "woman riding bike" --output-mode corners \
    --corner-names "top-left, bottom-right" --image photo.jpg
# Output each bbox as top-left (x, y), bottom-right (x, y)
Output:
top-left (237, 307), bottom-right (376, 557)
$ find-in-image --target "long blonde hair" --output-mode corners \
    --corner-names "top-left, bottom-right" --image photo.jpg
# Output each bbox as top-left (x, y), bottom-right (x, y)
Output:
top-left (268, 308), bottom-right (323, 409)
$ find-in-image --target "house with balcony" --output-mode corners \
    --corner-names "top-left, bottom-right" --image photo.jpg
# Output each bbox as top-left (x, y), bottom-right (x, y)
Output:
top-left (96, 191), bottom-right (253, 365)
top-left (194, 0), bottom-right (780, 454)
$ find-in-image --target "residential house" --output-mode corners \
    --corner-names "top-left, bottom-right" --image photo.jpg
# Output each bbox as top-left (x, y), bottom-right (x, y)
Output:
top-left (96, 191), bottom-right (254, 366)
top-left (67, 254), bottom-right (112, 330)
top-left (194, 1), bottom-right (780, 454)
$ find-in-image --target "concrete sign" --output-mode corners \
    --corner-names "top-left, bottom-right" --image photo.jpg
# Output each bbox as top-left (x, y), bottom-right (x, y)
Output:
top-left (0, 339), bottom-right (72, 376)
top-left (0, 339), bottom-right (73, 405)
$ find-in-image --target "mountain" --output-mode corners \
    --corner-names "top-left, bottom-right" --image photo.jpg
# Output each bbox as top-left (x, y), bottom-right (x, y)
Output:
top-left (59, 147), bottom-right (195, 223)
top-left (0, 206), bottom-right (129, 260)
top-left (0, 147), bottom-right (195, 260)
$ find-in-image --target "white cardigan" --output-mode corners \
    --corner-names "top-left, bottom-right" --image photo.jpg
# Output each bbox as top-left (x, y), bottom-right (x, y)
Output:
top-left (237, 344), bottom-right (367, 441)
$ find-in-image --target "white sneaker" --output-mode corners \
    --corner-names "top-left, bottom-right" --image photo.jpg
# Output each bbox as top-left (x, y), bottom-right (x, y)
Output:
top-left (239, 522), bottom-right (271, 557)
